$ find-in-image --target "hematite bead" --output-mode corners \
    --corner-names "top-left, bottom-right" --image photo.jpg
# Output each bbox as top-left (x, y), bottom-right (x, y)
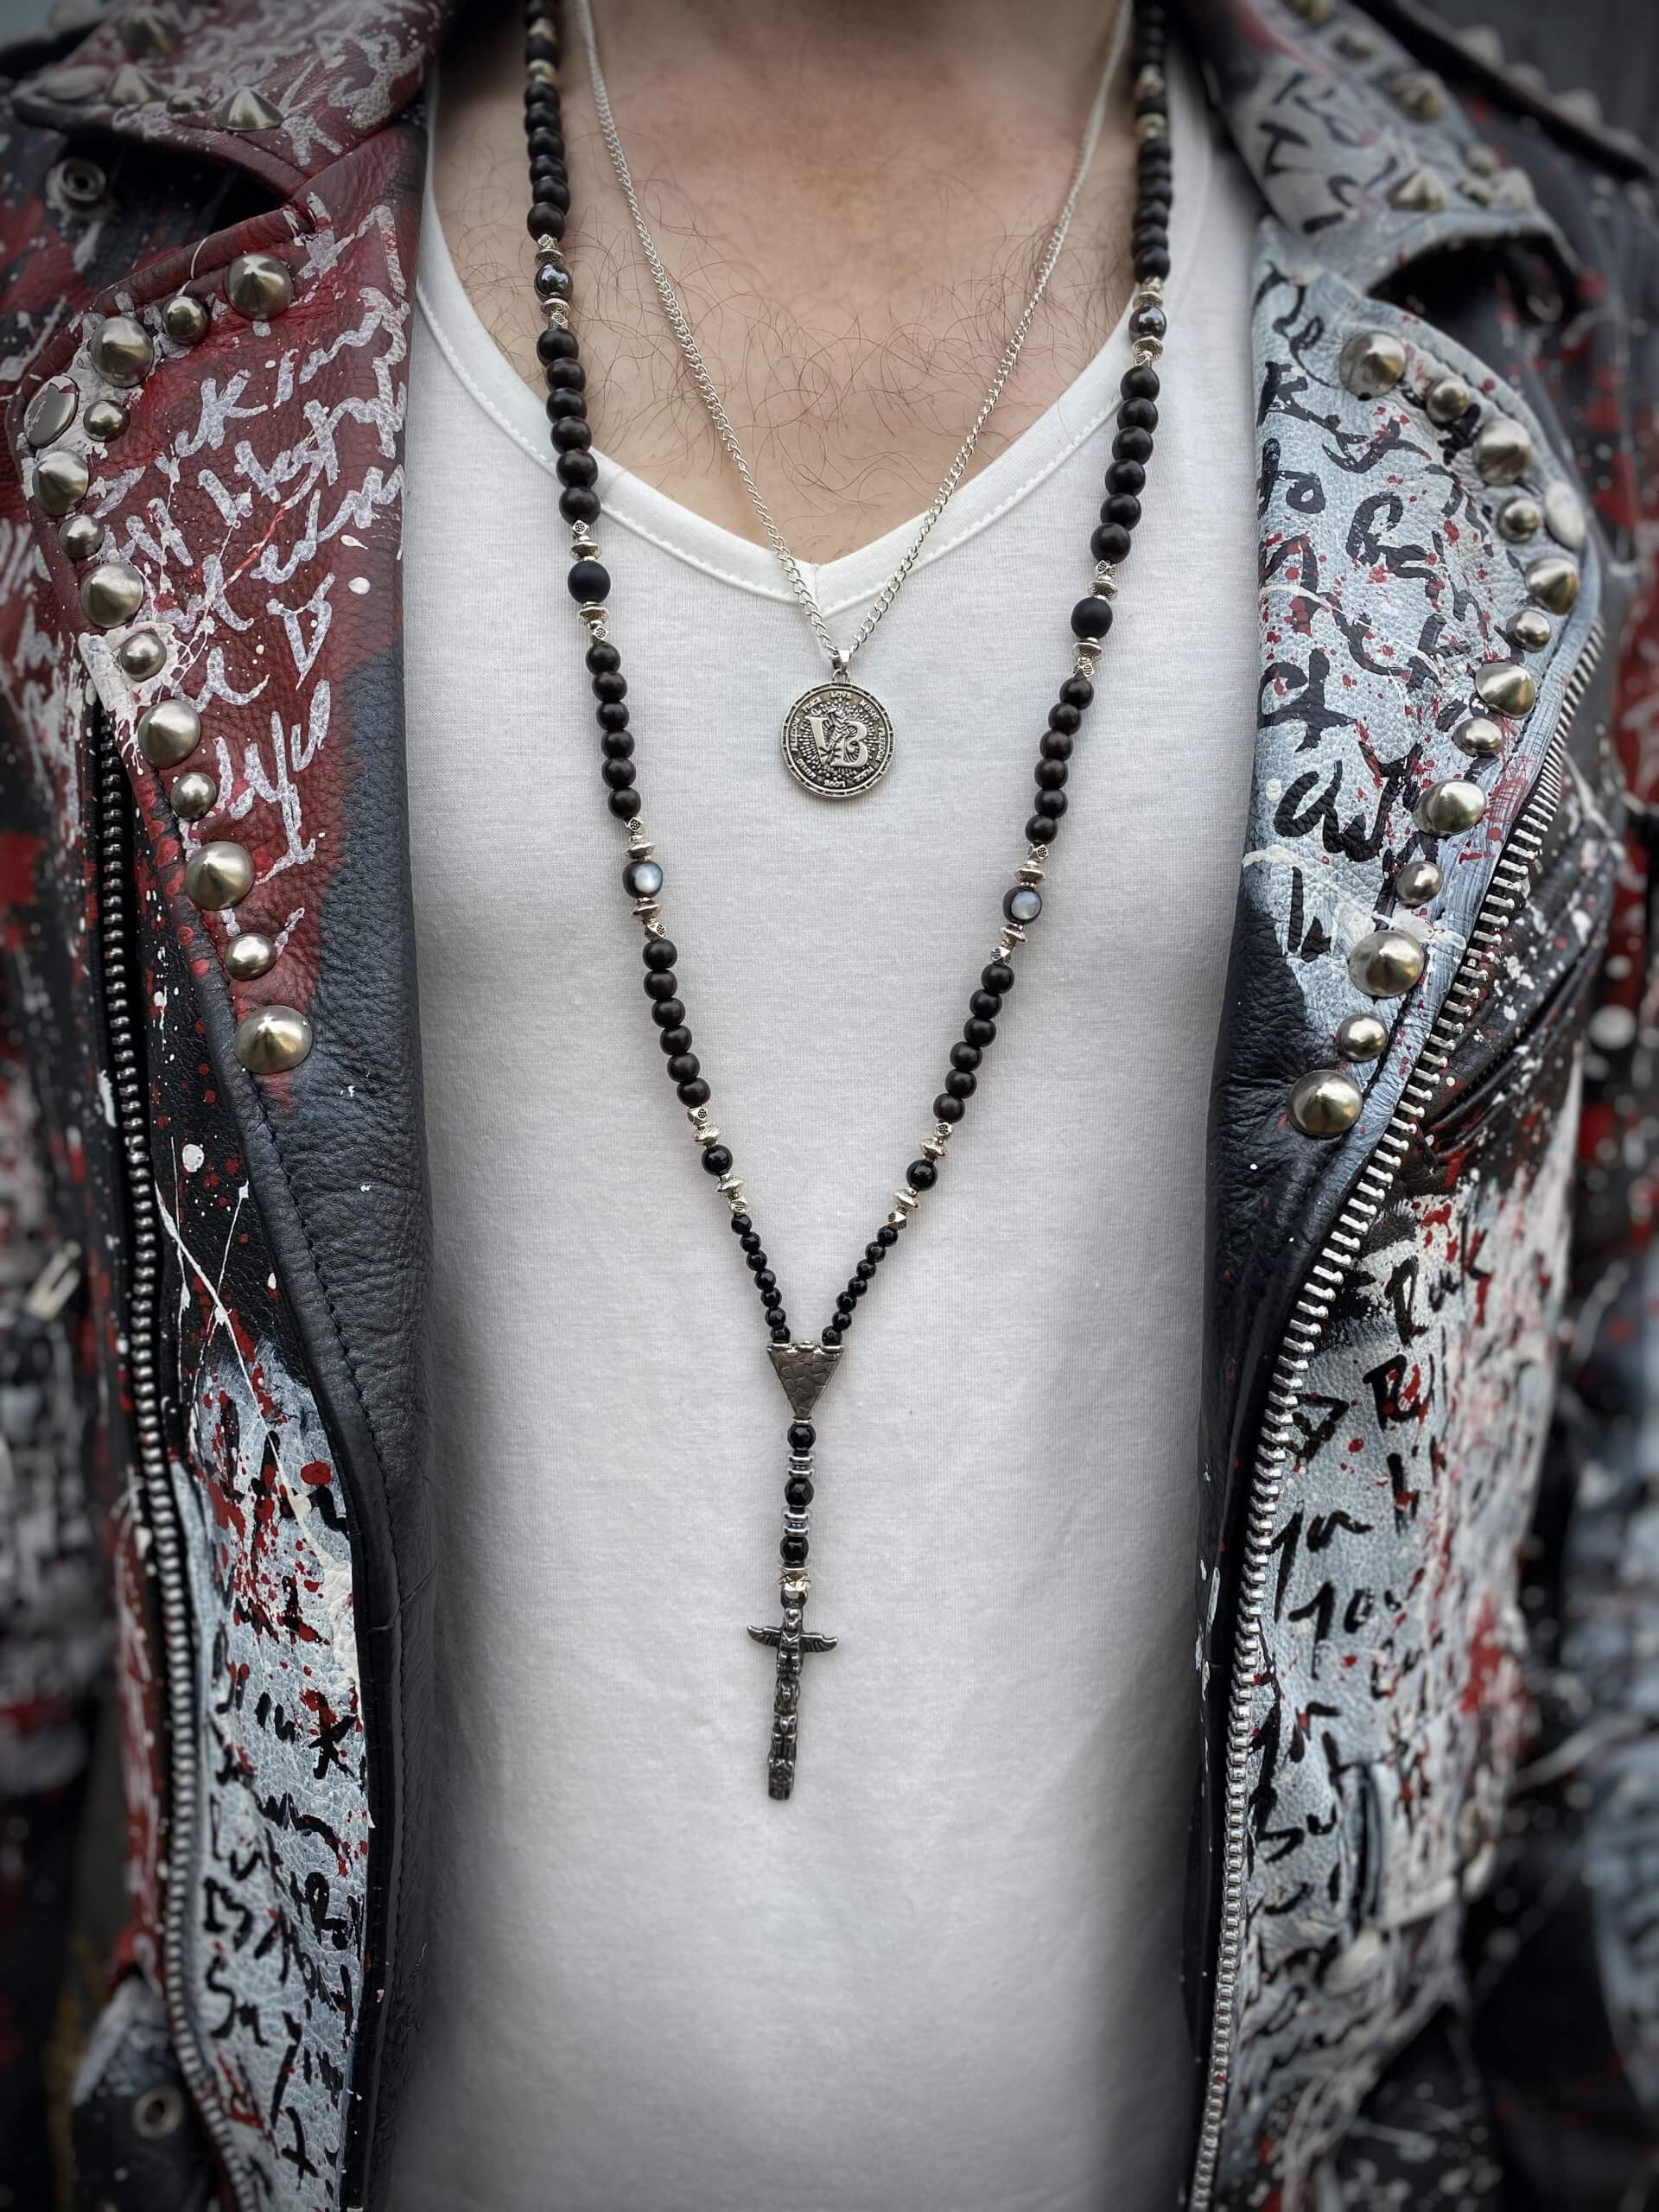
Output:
top-left (1071, 595), bottom-right (1114, 640)
top-left (702, 1145), bottom-right (733, 1176)
top-left (1128, 305), bottom-right (1166, 341)
top-left (568, 557), bottom-right (610, 602)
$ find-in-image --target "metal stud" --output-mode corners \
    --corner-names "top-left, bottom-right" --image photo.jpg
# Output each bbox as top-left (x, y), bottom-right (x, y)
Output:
top-left (34, 448), bottom-right (89, 517)
top-left (161, 293), bottom-right (210, 344)
top-left (1336, 27), bottom-right (1376, 57)
top-left (137, 697), bottom-right (200, 767)
top-left (1424, 375), bottom-right (1471, 425)
top-left (166, 86), bottom-right (206, 114)
top-left (1336, 1012), bottom-right (1389, 1061)
top-left (1349, 929), bottom-right (1427, 998)
top-left (1395, 859), bottom-right (1443, 906)
top-left (1452, 715), bottom-right (1504, 758)
top-left (184, 841), bottom-right (253, 910)
top-left (234, 1006), bottom-right (313, 1074)
top-left (1388, 166), bottom-right (1448, 213)
top-left (107, 65), bottom-right (159, 109)
top-left (23, 380), bottom-right (77, 447)
top-left (1391, 71), bottom-right (1446, 120)
top-left (226, 252), bottom-right (294, 321)
top-left (129, 2084), bottom-right (187, 2142)
top-left (90, 315), bottom-right (155, 388)
top-left (120, 4), bottom-right (184, 58)
top-left (58, 513), bottom-right (103, 562)
top-left (1474, 660), bottom-right (1536, 715)
top-left (1338, 330), bottom-right (1407, 399)
top-left (1506, 607), bottom-right (1552, 651)
top-left (1544, 482), bottom-right (1586, 551)
top-left (48, 156), bottom-right (110, 213)
top-left (1525, 553), bottom-right (1580, 614)
top-left (212, 87), bottom-right (285, 133)
top-left (85, 398), bottom-right (129, 442)
top-left (36, 64), bottom-right (110, 103)
top-left (1496, 495), bottom-right (1541, 543)
top-left (80, 563), bottom-right (145, 628)
top-left (224, 931), bottom-right (277, 981)
top-left (116, 630), bottom-right (166, 680)
top-left (1419, 778), bottom-right (1487, 834)
top-left (170, 771), bottom-right (218, 821)
top-left (1288, 1069), bottom-right (1363, 1138)
top-left (1471, 416), bottom-right (1533, 486)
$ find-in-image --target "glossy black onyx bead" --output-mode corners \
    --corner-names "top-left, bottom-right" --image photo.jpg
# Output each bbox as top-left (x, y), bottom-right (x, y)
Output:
top-left (729, 1213), bottom-right (752, 1235)
top-left (876, 1226), bottom-right (899, 1247)
top-left (788, 1421), bottom-right (815, 1451)
top-left (771, 1324), bottom-right (792, 1344)
top-left (1128, 305), bottom-right (1167, 342)
top-left (785, 1477), bottom-right (814, 1510)
top-left (755, 1269), bottom-right (777, 1292)
top-left (702, 1145), bottom-right (733, 1176)
top-left (780, 1535), bottom-right (809, 1565)
top-left (821, 1327), bottom-right (842, 1346)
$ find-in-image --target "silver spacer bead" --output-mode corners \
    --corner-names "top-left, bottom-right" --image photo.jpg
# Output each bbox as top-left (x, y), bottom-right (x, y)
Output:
top-left (921, 1135), bottom-right (946, 1161)
top-left (720, 1178), bottom-right (747, 1207)
top-left (570, 524), bottom-right (600, 556)
top-left (527, 57), bottom-right (559, 84)
top-left (999, 923), bottom-right (1027, 951)
top-left (1135, 111), bottom-right (1168, 141)
top-left (1130, 335), bottom-right (1164, 366)
top-left (1074, 636), bottom-right (1103, 671)
top-left (696, 1124), bottom-right (722, 1147)
top-left (631, 899), bottom-right (661, 925)
top-left (1134, 66), bottom-right (1166, 99)
top-left (893, 1188), bottom-right (920, 1216)
top-left (886, 1209), bottom-right (909, 1230)
top-left (1092, 562), bottom-right (1120, 597)
top-left (1017, 858), bottom-right (1045, 887)
top-left (577, 603), bottom-right (609, 640)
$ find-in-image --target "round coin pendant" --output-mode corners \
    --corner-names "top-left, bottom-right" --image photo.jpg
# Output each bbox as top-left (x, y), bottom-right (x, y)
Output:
top-left (780, 683), bottom-right (894, 799)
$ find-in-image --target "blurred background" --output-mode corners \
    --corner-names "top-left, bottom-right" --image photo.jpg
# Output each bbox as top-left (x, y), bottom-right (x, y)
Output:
top-left (0, 0), bottom-right (1654, 146)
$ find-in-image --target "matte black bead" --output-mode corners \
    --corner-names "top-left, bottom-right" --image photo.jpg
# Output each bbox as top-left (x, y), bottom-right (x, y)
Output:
top-left (644, 937), bottom-right (677, 969)
top-left (950, 1042), bottom-right (982, 1071)
top-left (545, 388), bottom-right (586, 421)
top-left (587, 640), bottom-right (621, 673)
top-left (608, 789), bottom-right (640, 820)
top-left (983, 963), bottom-right (1015, 993)
top-left (651, 998), bottom-right (685, 1028)
top-left (1118, 397), bottom-right (1159, 431)
top-left (537, 323), bottom-right (577, 361)
top-left (970, 992), bottom-right (1001, 1021)
top-left (557, 448), bottom-right (599, 487)
top-left (528, 129), bottom-right (565, 162)
top-left (1027, 814), bottom-right (1059, 843)
top-left (1113, 426), bottom-right (1154, 464)
top-left (788, 1421), bottom-right (815, 1451)
top-left (1135, 247), bottom-right (1172, 280)
top-left (1122, 365), bottom-right (1160, 401)
top-left (935, 1093), bottom-right (965, 1123)
top-left (601, 730), bottom-right (634, 760)
top-left (785, 1476), bottom-right (814, 1509)
top-left (568, 558), bottom-right (610, 602)
top-left (545, 359), bottom-right (587, 391)
top-left (1071, 594), bottom-right (1114, 640)
top-left (1034, 790), bottom-right (1067, 820)
top-left (677, 1077), bottom-right (710, 1107)
top-left (822, 1327), bottom-right (842, 1346)
top-left (531, 161), bottom-right (568, 192)
top-left (1091, 524), bottom-right (1132, 563)
top-left (1039, 730), bottom-right (1073, 760)
top-left (702, 1145), bottom-right (732, 1176)
top-left (525, 32), bottom-right (560, 61)
top-left (597, 701), bottom-right (630, 732)
top-left (660, 1027), bottom-right (692, 1056)
top-left (528, 201), bottom-right (567, 237)
top-left (1103, 492), bottom-right (1141, 529)
top-left (1047, 700), bottom-right (1081, 734)
top-left (559, 486), bottom-right (601, 524)
top-left (594, 670), bottom-right (628, 702)
top-left (944, 1069), bottom-right (976, 1100)
top-left (876, 1226), bottom-right (899, 1247)
top-left (665, 1049), bottom-right (698, 1078)
top-left (1058, 675), bottom-right (1094, 710)
top-left (780, 1534), bottom-right (809, 1565)
top-left (1035, 759), bottom-right (1068, 790)
top-left (1106, 459), bottom-right (1146, 496)
top-left (644, 969), bottom-right (678, 1000)
top-left (963, 1016), bottom-right (996, 1048)
top-left (551, 417), bottom-right (593, 452)
top-left (602, 760), bottom-right (637, 791)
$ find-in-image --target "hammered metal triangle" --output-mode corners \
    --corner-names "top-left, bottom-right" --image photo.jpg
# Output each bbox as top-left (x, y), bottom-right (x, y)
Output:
top-left (766, 1340), bottom-right (842, 1421)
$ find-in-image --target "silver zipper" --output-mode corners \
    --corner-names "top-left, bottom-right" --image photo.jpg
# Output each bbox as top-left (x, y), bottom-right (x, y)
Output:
top-left (1187, 615), bottom-right (1607, 2210)
top-left (95, 717), bottom-right (254, 2209)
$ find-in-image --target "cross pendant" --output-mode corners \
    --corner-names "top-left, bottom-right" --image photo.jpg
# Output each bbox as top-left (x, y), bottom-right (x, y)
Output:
top-left (747, 1579), bottom-right (837, 1802)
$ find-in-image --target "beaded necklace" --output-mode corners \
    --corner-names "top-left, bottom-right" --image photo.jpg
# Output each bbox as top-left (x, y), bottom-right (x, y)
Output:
top-left (519, 0), bottom-right (1175, 1797)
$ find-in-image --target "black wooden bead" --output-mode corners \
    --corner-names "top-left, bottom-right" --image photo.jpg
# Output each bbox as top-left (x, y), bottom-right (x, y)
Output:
top-left (1103, 492), bottom-right (1141, 529)
top-left (651, 998), bottom-right (685, 1028)
top-left (545, 389), bottom-right (585, 421)
top-left (587, 640), bottom-right (621, 673)
top-left (607, 790), bottom-right (640, 820)
top-left (1106, 459), bottom-right (1146, 495)
top-left (1048, 700), bottom-right (1081, 734)
top-left (963, 1015), bottom-right (996, 1048)
top-left (1118, 397), bottom-right (1159, 431)
top-left (983, 963), bottom-right (1014, 993)
top-left (528, 128), bottom-right (565, 162)
top-left (644, 937), bottom-right (677, 969)
top-left (557, 449), bottom-right (599, 487)
top-left (1058, 675), bottom-right (1094, 710)
top-left (950, 1042), bottom-right (982, 1071)
top-left (944, 1069), bottom-right (977, 1099)
top-left (1091, 523), bottom-right (1132, 563)
top-left (601, 730), bottom-right (633, 760)
top-left (545, 359), bottom-right (587, 391)
top-left (1071, 594), bottom-right (1114, 639)
top-left (788, 1421), bottom-right (815, 1451)
top-left (594, 670), bottom-right (628, 702)
top-left (568, 557), bottom-right (610, 602)
top-left (677, 1078), bottom-right (710, 1107)
top-left (528, 202), bottom-right (567, 238)
top-left (537, 324), bottom-right (577, 361)
top-left (551, 417), bottom-right (593, 452)
top-left (644, 969), bottom-right (678, 1000)
top-left (1135, 248), bottom-right (1172, 280)
top-left (602, 758), bottom-right (637, 791)
top-left (933, 1093), bottom-right (965, 1124)
top-left (1027, 814), bottom-right (1059, 843)
top-left (659, 1026), bottom-right (691, 1056)
top-left (702, 1145), bottom-right (732, 1176)
top-left (559, 486), bottom-right (601, 524)
top-left (666, 1050), bottom-right (698, 1079)
top-left (1039, 730), bottom-right (1073, 761)
top-left (536, 176), bottom-right (572, 213)
top-left (970, 994), bottom-right (1001, 1024)
top-left (597, 702), bottom-right (630, 732)
top-left (1035, 789), bottom-right (1068, 820)
top-left (1035, 759), bottom-right (1068, 791)
top-left (1113, 427), bottom-right (1154, 464)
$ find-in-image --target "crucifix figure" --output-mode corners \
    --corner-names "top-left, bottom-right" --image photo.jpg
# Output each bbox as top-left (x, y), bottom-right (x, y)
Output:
top-left (747, 1579), bottom-right (838, 1802)
top-left (747, 1339), bottom-right (843, 1798)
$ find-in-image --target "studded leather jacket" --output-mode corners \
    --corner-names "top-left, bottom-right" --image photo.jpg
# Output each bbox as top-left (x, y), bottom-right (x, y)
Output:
top-left (1, 2), bottom-right (1656, 2208)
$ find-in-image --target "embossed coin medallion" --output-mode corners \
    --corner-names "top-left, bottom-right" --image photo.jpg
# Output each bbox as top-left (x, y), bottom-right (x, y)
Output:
top-left (780, 683), bottom-right (894, 799)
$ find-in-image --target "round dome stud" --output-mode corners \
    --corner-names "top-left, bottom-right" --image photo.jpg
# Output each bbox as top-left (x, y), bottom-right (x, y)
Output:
top-left (80, 562), bottom-right (145, 627)
top-left (84, 398), bottom-right (129, 442)
top-left (137, 696), bottom-right (201, 767)
top-left (1525, 553), bottom-right (1580, 614)
top-left (234, 1005), bottom-right (313, 1074)
top-left (170, 771), bottom-right (218, 821)
top-left (1452, 715), bottom-right (1504, 759)
top-left (1474, 661), bottom-right (1536, 716)
top-left (1418, 779), bottom-right (1487, 835)
top-left (224, 931), bottom-right (278, 981)
top-left (116, 630), bottom-right (166, 679)
top-left (58, 512), bottom-right (103, 562)
top-left (1338, 330), bottom-right (1407, 399)
top-left (225, 251), bottom-right (294, 320)
top-left (90, 314), bottom-right (155, 387)
top-left (183, 840), bottom-right (253, 910)
top-left (1288, 1069), bottom-right (1363, 1138)
top-left (1506, 607), bottom-right (1552, 652)
top-left (1336, 1012), bottom-right (1389, 1062)
top-left (1495, 495), bottom-right (1541, 543)
top-left (1395, 859), bottom-right (1442, 906)
top-left (161, 293), bottom-right (210, 344)
top-left (1348, 929), bottom-right (1427, 998)
top-left (1423, 375), bottom-right (1471, 425)
top-left (1472, 416), bottom-right (1533, 486)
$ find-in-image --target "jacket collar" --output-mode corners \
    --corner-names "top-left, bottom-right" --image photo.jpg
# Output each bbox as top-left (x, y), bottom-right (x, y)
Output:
top-left (15, 0), bottom-right (1568, 279)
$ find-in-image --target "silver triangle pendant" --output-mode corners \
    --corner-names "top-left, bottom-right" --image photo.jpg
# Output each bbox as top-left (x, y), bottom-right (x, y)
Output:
top-left (766, 1339), bottom-right (843, 1421)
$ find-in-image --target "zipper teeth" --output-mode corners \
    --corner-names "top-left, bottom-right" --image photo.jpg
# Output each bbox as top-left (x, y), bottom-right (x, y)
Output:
top-left (1188, 615), bottom-right (1605, 2210)
top-left (96, 721), bottom-right (253, 2207)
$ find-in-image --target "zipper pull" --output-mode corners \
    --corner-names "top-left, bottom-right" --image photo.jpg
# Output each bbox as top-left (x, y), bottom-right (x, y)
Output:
top-left (22, 1241), bottom-right (83, 1322)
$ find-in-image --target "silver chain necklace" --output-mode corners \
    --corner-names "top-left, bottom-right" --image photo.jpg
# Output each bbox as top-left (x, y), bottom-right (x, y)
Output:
top-left (569, 0), bottom-right (1132, 798)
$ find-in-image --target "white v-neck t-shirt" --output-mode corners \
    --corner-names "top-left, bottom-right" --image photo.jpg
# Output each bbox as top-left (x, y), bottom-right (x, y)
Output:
top-left (392, 59), bottom-right (1258, 2212)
